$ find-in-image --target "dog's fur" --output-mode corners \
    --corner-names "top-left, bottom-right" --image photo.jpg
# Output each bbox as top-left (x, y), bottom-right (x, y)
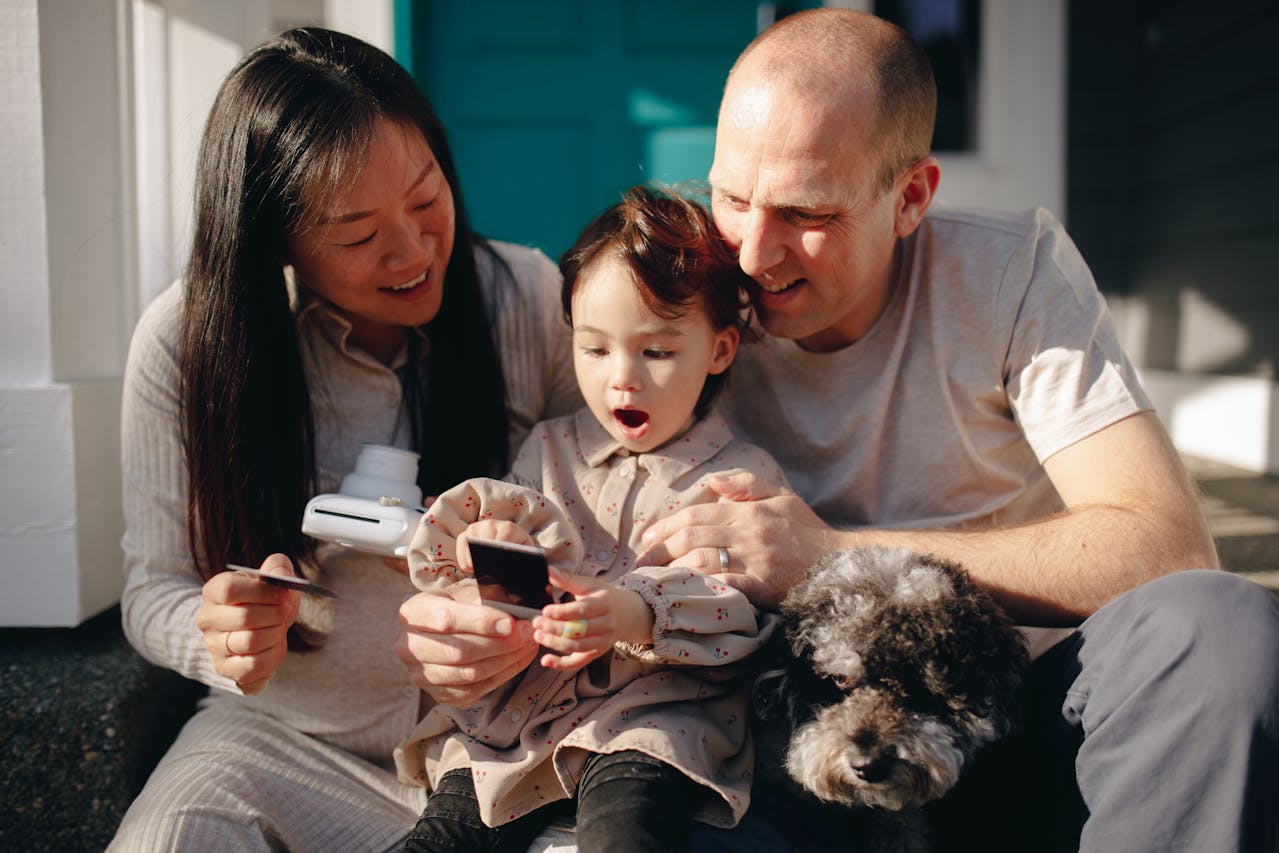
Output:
top-left (753, 546), bottom-right (1029, 851)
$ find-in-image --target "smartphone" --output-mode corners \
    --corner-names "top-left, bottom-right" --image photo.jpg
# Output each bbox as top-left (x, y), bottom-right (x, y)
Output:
top-left (467, 537), bottom-right (552, 620)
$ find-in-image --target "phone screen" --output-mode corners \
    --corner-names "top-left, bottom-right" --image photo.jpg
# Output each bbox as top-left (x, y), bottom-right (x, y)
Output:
top-left (467, 538), bottom-right (552, 618)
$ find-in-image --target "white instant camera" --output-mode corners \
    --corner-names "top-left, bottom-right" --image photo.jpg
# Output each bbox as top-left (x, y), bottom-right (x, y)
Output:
top-left (301, 444), bottom-right (424, 558)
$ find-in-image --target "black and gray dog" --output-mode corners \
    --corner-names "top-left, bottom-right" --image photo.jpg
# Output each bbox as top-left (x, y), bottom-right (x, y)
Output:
top-left (753, 546), bottom-right (1029, 852)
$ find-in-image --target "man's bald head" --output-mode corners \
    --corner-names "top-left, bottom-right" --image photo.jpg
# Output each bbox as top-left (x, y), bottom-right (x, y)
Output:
top-left (727, 9), bottom-right (937, 192)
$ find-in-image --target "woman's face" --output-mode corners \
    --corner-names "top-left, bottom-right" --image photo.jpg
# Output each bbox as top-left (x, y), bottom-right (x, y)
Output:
top-left (287, 118), bottom-right (455, 364)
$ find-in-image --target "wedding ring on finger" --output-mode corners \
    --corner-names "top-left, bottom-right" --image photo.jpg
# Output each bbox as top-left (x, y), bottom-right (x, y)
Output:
top-left (718, 547), bottom-right (730, 571)
top-left (561, 619), bottom-right (588, 640)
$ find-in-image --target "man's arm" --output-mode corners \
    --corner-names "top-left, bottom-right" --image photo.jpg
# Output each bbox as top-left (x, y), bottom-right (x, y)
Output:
top-left (850, 411), bottom-right (1219, 624)
top-left (638, 412), bottom-right (1218, 625)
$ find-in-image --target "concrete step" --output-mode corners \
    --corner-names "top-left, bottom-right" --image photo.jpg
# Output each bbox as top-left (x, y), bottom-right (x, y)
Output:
top-left (0, 606), bottom-right (204, 851)
top-left (1184, 455), bottom-right (1279, 593)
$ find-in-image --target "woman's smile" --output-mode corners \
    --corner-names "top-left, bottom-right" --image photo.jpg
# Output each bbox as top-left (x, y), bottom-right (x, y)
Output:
top-left (381, 266), bottom-right (432, 299)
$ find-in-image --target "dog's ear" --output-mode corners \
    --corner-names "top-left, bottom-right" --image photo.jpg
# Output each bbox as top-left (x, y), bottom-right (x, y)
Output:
top-left (924, 582), bottom-right (1030, 723)
top-left (752, 666), bottom-right (793, 722)
top-left (780, 563), bottom-right (836, 660)
top-left (753, 630), bottom-right (798, 720)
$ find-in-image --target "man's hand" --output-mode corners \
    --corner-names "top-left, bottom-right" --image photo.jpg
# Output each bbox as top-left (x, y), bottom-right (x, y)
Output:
top-left (636, 471), bottom-right (845, 609)
top-left (396, 591), bottom-right (538, 708)
top-left (195, 553), bottom-right (300, 695)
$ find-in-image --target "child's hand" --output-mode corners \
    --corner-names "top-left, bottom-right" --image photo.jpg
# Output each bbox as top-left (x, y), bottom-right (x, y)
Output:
top-left (533, 568), bottom-right (654, 672)
top-left (456, 519), bottom-right (535, 574)
top-left (383, 495), bottom-right (437, 576)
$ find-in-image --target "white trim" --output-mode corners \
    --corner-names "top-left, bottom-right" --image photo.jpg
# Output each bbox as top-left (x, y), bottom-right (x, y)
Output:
top-left (0, 381), bottom-right (124, 626)
top-left (1, 0), bottom-right (53, 386)
top-left (325, 0), bottom-right (393, 56)
top-left (1, 0), bottom-right (132, 626)
top-left (1142, 370), bottom-right (1278, 477)
top-left (828, 0), bottom-right (1066, 219)
top-left (934, 0), bottom-right (1065, 219)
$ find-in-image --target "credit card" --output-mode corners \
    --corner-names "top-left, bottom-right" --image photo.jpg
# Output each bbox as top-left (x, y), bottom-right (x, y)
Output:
top-left (227, 564), bottom-right (337, 599)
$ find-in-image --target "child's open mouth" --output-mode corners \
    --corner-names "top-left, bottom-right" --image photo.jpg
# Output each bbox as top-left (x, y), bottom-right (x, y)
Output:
top-left (614, 408), bottom-right (649, 430)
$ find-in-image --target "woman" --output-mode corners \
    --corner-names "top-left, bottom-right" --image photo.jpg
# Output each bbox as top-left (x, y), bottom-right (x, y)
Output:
top-left (112, 28), bottom-right (579, 850)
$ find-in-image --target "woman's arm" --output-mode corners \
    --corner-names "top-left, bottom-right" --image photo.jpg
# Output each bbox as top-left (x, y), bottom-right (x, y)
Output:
top-left (482, 242), bottom-right (583, 453)
top-left (120, 285), bottom-right (225, 684)
top-left (120, 285), bottom-right (300, 692)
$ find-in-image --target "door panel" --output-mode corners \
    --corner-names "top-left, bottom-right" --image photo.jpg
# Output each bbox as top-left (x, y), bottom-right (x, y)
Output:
top-left (397, 1), bottom-right (1064, 256)
top-left (398, 0), bottom-right (815, 260)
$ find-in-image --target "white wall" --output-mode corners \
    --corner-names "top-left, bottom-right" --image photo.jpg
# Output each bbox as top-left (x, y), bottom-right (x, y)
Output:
top-left (0, 0), bottom-right (391, 627)
top-left (1114, 296), bottom-right (1279, 476)
top-left (1, 0), bottom-right (131, 627)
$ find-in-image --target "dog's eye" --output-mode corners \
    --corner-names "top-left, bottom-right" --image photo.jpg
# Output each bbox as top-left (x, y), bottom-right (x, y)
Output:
top-left (832, 674), bottom-right (854, 691)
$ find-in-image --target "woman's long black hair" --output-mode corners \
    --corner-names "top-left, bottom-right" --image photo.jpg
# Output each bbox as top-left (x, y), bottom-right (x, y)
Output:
top-left (180, 28), bottom-right (508, 601)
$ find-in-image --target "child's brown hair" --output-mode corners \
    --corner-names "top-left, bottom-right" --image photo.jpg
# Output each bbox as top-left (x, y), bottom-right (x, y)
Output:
top-left (559, 184), bottom-right (755, 415)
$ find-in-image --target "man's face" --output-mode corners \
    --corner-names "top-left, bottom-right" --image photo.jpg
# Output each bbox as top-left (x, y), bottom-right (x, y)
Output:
top-left (709, 73), bottom-right (903, 353)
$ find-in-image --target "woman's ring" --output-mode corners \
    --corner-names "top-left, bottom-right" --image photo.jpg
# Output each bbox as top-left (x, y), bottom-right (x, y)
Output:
top-left (562, 619), bottom-right (588, 640)
top-left (718, 547), bottom-right (730, 571)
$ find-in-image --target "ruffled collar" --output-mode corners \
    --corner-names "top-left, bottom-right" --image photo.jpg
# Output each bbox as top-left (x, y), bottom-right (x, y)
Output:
top-left (574, 407), bottom-right (734, 487)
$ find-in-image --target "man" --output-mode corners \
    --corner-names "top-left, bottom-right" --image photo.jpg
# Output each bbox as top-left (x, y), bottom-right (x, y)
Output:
top-left (636, 9), bottom-right (1278, 852)
top-left (399, 10), bottom-right (1279, 851)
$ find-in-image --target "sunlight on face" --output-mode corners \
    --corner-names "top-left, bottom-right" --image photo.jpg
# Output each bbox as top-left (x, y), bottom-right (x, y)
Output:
top-left (571, 256), bottom-right (738, 454)
top-left (287, 118), bottom-right (455, 365)
top-left (709, 71), bottom-right (902, 352)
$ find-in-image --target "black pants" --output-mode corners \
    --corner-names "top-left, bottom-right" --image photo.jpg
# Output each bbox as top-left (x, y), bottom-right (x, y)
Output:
top-left (403, 749), bottom-right (704, 853)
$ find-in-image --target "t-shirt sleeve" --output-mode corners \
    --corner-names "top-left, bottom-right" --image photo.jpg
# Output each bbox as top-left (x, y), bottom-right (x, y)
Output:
top-left (1001, 209), bottom-right (1152, 462)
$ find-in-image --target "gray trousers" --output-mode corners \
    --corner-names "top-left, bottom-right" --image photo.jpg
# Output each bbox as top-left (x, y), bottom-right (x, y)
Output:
top-left (707, 569), bottom-right (1279, 853)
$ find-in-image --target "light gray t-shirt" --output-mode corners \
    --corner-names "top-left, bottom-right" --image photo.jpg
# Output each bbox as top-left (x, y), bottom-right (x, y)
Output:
top-left (720, 207), bottom-right (1151, 532)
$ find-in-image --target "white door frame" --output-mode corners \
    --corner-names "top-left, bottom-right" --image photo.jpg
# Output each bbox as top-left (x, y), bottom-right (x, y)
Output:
top-left (831, 0), bottom-right (1066, 219)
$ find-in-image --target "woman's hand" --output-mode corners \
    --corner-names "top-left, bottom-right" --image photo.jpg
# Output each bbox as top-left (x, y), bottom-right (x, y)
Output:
top-left (396, 591), bottom-right (539, 708)
top-left (195, 553), bottom-right (300, 695)
top-left (531, 568), bottom-right (653, 672)
top-left (636, 471), bottom-right (845, 609)
top-left (456, 519), bottom-right (535, 572)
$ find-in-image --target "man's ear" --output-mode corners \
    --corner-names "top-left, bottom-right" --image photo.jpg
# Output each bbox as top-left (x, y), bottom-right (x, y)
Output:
top-left (894, 155), bottom-right (940, 238)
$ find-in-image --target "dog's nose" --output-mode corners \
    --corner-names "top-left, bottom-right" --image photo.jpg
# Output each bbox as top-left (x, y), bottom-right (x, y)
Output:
top-left (850, 748), bottom-right (897, 783)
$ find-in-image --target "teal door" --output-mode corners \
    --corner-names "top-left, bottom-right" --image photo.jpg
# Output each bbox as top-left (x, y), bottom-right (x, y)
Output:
top-left (396, 1), bottom-right (815, 261)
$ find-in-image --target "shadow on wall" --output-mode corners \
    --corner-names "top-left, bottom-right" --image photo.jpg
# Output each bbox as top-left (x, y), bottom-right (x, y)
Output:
top-left (1067, 0), bottom-right (1279, 383)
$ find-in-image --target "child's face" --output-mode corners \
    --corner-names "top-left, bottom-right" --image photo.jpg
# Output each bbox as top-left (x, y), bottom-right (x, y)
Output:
top-left (571, 256), bottom-right (739, 454)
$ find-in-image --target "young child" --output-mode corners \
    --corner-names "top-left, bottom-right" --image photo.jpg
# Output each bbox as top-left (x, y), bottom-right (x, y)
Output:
top-left (396, 185), bottom-right (790, 852)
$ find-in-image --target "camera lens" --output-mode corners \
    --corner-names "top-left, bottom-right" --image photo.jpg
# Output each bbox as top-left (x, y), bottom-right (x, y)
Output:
top-left (339, 444), bottom-right (422, 507)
